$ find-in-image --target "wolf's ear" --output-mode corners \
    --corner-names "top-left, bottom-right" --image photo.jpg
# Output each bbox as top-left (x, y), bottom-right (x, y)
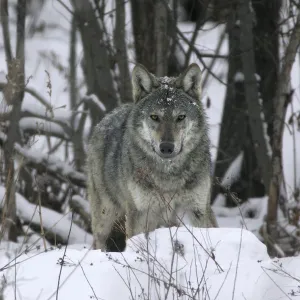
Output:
top-left (132, 64), bottom-right (158, 102)
top-left (176, 63), bottom-right (202, 101)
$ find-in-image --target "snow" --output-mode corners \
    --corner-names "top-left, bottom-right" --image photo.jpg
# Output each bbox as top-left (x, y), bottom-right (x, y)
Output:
top-left (84, 93), bottom-right (107, 112)
top-left (221, 151), bottom-right (244, 187)
top-left (214, 196), bottom-right (268, 236)
top-left (13, 142), bottom-right (86, 185)
top-left (0, 71), bottom-right (6, 83)
top-left (255, 73), bottom-right (261, 81)
top-left (19, 117), bottom-right (70, 140)
top-left (1, 227), bottom-right (300, 300)
top-left (72, 195), bottom-right (90, 214)
top-left (234, 72), bottom-right (245, 82)
top-left (0, 186), bottom-right (92, 245)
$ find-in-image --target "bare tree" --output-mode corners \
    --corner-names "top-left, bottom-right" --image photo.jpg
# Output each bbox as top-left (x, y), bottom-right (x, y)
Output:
top-left (212, 0), bottom-right (280, 206)
top-left (0, 0), bottom-right (26, 241)
top-left (267, 9), bottom-right (300, 248)
top-left (0, 0), bottom-right (299, 257)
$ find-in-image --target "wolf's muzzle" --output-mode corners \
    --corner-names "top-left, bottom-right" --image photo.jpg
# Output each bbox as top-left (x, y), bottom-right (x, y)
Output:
top-left (159, 142), bottom-right (175, 158)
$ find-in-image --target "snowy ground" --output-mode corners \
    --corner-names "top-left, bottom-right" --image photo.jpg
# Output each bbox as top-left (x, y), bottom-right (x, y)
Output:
top-left (1, 227), bottom-right (300, 300)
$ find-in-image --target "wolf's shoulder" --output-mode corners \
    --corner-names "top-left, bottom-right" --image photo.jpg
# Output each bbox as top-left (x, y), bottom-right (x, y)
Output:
top-left (93, 104), bottom-right (133, 135)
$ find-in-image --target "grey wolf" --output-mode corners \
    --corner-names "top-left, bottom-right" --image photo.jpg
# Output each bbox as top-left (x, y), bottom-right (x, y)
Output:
top-left (86, 63), bottom-right (218, 250)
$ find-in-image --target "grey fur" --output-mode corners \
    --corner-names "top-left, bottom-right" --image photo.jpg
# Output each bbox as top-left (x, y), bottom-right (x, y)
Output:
top-left (86, 63), bottom-right (218, 250)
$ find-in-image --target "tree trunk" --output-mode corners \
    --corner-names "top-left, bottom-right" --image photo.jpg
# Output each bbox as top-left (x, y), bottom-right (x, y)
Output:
top-left (1, 0), bottom-right (26, 242)
top-left (131, 0), bottom-right (174, 76)
top-left (114, 0), bottom-right (132, 103)
top-left (212, 0), bottom-right (279, 206)
top-left (252, 0), bottom-right (280, 146)
top-left (71, 0), bottom-right (118, 119)
top-left (154, 1), bottom-right (169, 76)
top-left (267, 10), bottom-right (300, 253)
top-left (212, 7), bottom-right (250, 206)
top-left (131, 0), bottom-right (156, 73)
top-left (238, 0), bottom-right (272, 190)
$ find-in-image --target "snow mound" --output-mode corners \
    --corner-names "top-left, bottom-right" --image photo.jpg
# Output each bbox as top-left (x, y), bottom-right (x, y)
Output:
top-left (2, 227), bottom-right (299, 300)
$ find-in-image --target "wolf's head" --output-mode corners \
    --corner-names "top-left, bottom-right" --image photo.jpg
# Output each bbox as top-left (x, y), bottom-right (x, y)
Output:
top-left (130, 63), bottom-right (208, 160)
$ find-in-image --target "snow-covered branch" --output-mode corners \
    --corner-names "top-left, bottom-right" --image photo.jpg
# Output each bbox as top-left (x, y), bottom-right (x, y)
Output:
top-left (0, 132), bottom-right (86, 187)
top-left (0, 186), bottom-right (92, 244)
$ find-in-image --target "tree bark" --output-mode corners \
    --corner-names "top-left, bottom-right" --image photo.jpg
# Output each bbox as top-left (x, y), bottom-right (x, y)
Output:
top-left (114, 0), bottom-right (132, 103)
top-left (71, 0), bottom-right (118, 118)
top-left (267, 10), bottom-right (300, 246)
top-left (1, 0), bottom-right (26, 242)
top-left (252, 0), bottom-right (280, 146)
top-left (238, 0), bottom-right (272, 189)
top-left (154, 1), bottom-right (169, 76)
top-left (131, 0), bottom-right (156, 72)
top-left (212, 8), bottom-right (249, 205)
top-left (0, 0), bottom-right (12, 62)
top-left (212, 0), bottom-right (279, 206)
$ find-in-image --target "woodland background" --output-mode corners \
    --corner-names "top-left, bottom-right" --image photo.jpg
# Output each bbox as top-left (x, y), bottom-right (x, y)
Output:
top-left (0, 0), bottom-right (300, 257)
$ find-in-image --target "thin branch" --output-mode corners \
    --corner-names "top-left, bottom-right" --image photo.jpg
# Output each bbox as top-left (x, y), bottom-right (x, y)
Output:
top-left (78, 262), bottom-right (98, 299)
top-left (176, 29), bottom-right (227, 86)
top-left (56, 212), bottom-right (73, 300)
top-left (37, 191), bottom-right (47, 251)
top-left (202, 27), bottom-right (227, 89)
top-left (69, 15), bottom-right (78, 109)
top-left (0, 0), bottom-right (12, 65)
top-left (0, 82), bottom-right (53, 112)
top-left (182, 0), bottom-right (211, 67)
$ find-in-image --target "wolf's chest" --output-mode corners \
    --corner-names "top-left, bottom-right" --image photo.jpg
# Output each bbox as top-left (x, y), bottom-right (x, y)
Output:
top-left (127, 179), bottom-right (179, 211)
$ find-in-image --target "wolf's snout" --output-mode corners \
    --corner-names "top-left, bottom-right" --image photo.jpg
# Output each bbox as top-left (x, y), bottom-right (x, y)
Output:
top-left (159, 142), bottom-right (175, 158)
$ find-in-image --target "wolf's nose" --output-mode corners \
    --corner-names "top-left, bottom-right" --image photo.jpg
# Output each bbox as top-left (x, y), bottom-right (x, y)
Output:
top-left (159, 142), bottom-right (175, 158)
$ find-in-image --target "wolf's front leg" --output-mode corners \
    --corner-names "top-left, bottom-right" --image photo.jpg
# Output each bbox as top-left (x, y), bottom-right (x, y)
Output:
top-left (126, 207), bottom-right (160, 239)
top-left (189, 205), bottom-right (217, 227)
top-left (176, 204), bottom-right (207, 227)
top-left (90, 193), bottom-right (123, 251)
top-left (175, 178), bottom-right (218, 228)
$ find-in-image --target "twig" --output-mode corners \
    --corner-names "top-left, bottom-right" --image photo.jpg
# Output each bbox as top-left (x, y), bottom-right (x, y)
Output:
top-left (215, 178), bottom-right (248, 230)
top-left (78, 262), bottom-right (99, 300)
top-left (202, 27), bottom-right (227, 89)
top-left (232, 227), bottom-right (243, 300)
top-left (176, 29), bottom-right (227, 86)
top-left (214, 262), bottom-right (232, 300)
top-left (0, 83), bottom-right (53, 112)
top-left (46, 247), bottom-right (93, 300)
top-left (14, 251), bottom-right (16, 300)
top-left (37, 191), bottom-right (47, 251)
top-left (261, 266), bottom-right (293, 300)
top-left (56, 212), bottom-right (74, 300)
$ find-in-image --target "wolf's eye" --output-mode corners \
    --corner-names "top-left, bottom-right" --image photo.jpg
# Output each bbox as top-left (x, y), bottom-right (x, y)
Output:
top-left (177, 115), bottom-right (186, 122)
top-left (150, 115), bottom-right (159, 121)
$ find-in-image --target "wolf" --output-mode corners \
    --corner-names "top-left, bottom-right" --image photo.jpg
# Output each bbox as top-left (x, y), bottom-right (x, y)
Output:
top-left (86, 63), bottom-right (218, 250)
